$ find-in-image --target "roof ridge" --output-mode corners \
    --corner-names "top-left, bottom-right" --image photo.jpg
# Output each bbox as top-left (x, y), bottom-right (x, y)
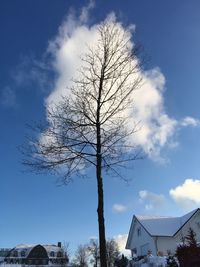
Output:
top-left (136, 215), bottom-right (176, 220)
top-left (136, 208), bottom-right (199, 221)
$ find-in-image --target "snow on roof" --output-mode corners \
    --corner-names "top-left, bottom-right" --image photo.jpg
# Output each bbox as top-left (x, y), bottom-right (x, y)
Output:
top-left (8, 244), bottom-right (63, 258)
top-left (135, 208), bottom-right (199, 236)
top-left (15, 244), bottom-right (35, 249)
top-left (43, 245), bottom-right (63, 253)
top-left (15, 244), bottom-right (61, 251)
top-left (6, 244), bottom-right (34, 258)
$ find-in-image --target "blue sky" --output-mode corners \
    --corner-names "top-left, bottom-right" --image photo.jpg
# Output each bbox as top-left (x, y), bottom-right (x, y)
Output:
top-left (1, 0), bottom-right (200, 255)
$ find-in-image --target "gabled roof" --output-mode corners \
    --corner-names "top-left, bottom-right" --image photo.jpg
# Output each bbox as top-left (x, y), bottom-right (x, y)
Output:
top-left (126, 208), bottom-right (199, 249)
top-left (137, 208), bottom-right (199, 236)
top-left (136, 216), bottom-right (179, 236)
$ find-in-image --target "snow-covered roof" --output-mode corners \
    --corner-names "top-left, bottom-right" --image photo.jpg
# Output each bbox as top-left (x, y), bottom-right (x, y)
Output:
top-left (8, 244), bottom-right (35, 258)
top-left (126, 208), bottom-right (200, 249)
top-left (15, 244), bottom-right (35, 249)
top-left (136, 216), bottom-right (179, 236)
top-left (14, 244), bottom-right (62, 252)
top-left (6, 244), bottom-right (64, 258)
top-left (43, 245), bottom-right (63, 253)
top-left (136, 208), bottom-right (199, 237)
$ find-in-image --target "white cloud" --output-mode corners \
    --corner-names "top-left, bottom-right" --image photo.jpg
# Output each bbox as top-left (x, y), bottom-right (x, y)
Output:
top-left (112, 204), bottom-right (127, 213)
top-left (181, 116), bottom-right (200, 127)
top-left (139, 190), bottom-right (167, 211)
top-left (45, 9), bottom-right (178, 162)
top-left (170, 179), bottom-right (200, 210)
top-left (132, 68), bottom-right (178, 161)
top-left (114, 234), bottom-right (131, 257)
top-left (79, 0), bottom-right (95, 23)
top-left (25, 2), bottom-right (198, 162)
top-left (46, 11), bottom-right (99, 107)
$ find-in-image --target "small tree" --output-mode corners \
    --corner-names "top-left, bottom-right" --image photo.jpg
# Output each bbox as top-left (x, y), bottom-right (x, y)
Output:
top-left (21, 18), bottom-right (142, 267)
top-left (115, 254), bottom-right (128, 267)
top-left (176, 228), bottom-right (200, 267)
top-left (185, 227), bottom-right (198, 247)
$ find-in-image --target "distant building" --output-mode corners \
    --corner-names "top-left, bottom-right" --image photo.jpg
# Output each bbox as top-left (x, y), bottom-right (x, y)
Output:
top-left (0, 242), bottom-right (68, 266)
top-left (0, 249), bottom-right (11, 264)
top-left (126, 208), bottom-right (200, 257)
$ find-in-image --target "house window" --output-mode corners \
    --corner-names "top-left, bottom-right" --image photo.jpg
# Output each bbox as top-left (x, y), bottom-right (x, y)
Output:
top-left (50, 251), bottom-right (55, 257)
top-left (133, 248), bottom-right (137, 254)
top-left (13, 250), bottom-right (18, 257)
top-left (57, 251), bottom-right (63, 257)
top-left (21, 251), bottom-right (26, 257)
top-left (137, 227), bottom-right (141, 237)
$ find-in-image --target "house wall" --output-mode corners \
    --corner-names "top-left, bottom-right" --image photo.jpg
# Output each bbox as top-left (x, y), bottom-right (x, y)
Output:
top-left (179, 209), bottom-right (200, 242)
top-left (157, 236), bottom-right (180, 255)
top-left (129, 219), bottom-right (156, 257)
top-left (156, 210), bottom-right (200, 255)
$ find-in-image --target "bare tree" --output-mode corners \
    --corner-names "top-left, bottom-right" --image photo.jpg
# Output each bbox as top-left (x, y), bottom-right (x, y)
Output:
top-left (106, 239), bottom-right (120, 267)
top-left (62, 241), bottom-right (71, 263)
top-left (88, 238), bottom-right (120, 267)
top-left (21, 18), bottom-right (142, 267)
top-left (88, 239), bottom-right (100, 267)
top-left (72, 245), bottom-right (89, 267)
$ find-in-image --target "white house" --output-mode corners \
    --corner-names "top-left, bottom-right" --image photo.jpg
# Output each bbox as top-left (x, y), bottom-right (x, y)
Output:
top-left (126, 208), bottom-right (200, 257)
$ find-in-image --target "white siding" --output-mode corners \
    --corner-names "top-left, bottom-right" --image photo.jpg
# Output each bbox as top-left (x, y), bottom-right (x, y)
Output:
top-left (179, 209), bottom-right (200, 241)
top-left (156, 210), bottom-right (200, 255)
top-left (157, 236), bottom-right (179, 255)
top-left (129, 219), bottom-right (156, 256)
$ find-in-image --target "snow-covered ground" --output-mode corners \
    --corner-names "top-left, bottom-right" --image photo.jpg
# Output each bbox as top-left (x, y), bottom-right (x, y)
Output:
top-left (0, 265), bottom-right (71, 267)
top-left (128, 255), bottom-right (178, 267)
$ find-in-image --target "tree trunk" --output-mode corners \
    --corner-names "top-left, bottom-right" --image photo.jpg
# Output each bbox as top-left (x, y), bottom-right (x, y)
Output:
top-left (96, 121), bottom-right (107, 267)
top-left (96, 99), bottom-right (107, 266)
top-left (96, 154), bottom-right (107, 267)
top-left (96, 64), bottom-right (107, 267)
